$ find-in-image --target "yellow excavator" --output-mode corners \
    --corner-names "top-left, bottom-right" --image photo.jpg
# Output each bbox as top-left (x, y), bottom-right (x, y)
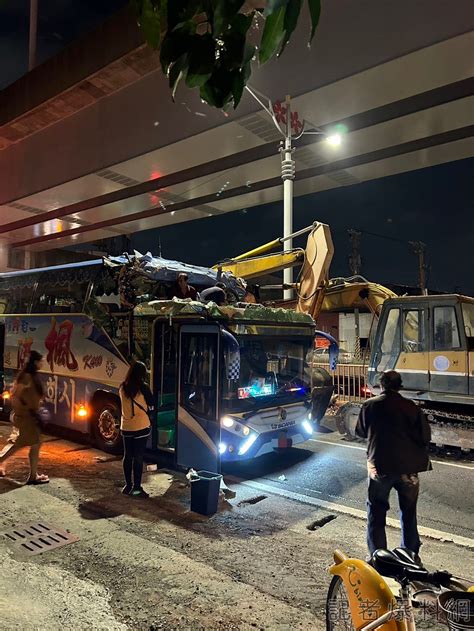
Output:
top-left (213, 222), bottom-right (396, 320)
top-left (213, 223), bottom-right (474, 452)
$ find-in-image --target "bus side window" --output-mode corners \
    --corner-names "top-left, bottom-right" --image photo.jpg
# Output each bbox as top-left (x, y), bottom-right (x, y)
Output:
top-left (433, 306), bottom-right (460, 350)
top-left (31, 281), bottom-right (89, 313)
top-left (180, 334), bottom-right (217, 420)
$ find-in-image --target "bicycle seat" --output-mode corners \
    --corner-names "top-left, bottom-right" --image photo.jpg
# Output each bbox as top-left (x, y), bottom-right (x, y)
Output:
top-left (392, 547), bottom-right (424, 568)
top-left (371, 549), bottom-right (427, 582)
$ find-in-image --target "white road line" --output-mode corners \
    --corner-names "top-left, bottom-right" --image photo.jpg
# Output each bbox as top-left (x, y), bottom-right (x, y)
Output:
top-left (309, 438), bottom-right (474, 470)
top-left (237, 479), bottom-right (474, 549)
top-left (310, 438), bottom-right (366, 452)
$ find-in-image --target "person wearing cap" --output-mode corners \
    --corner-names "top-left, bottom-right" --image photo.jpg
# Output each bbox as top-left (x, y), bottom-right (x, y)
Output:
top-left (356, 370), bottom-right (431, 558)
top-left (168, 272), bottom-right (198, 300)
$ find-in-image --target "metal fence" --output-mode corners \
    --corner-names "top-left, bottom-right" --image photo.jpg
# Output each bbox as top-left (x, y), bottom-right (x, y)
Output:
top-left (314, 361), bottom-right (370, 402)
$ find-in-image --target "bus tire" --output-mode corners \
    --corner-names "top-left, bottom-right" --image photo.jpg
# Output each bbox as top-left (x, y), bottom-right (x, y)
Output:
top-left (91, 396), bottom-right (122, 455)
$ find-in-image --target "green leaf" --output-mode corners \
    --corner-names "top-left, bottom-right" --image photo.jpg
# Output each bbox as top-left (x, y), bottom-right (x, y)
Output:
top-left (185, 34), bottom-right (216, 88)
top-left (307, 0), bottom-right (321, 41)
top-left (231, 70), bottom-right (245, 108)
top-left (201, 69), bottom-right (234, 109)
top-left (258, 6), bottom-right (286, 64)
top-left (168, 54), bottom-right (189, 101)
top-left (159, 23), bottom-right (196, 73)
top-left (137, 0), bottom-right (162, 49)
top-left (279, 0), bottom-right (303, 55)
top-left (199, 81), bottom-right (219, 108)
top-left (167, 0), bottom-right (203, 30)
top-left (212, 0), bottom-right (245, 35)
top-left (242, 60), bottom-right (252, 82)
top-left (243, 40), bottom-right (256, 65)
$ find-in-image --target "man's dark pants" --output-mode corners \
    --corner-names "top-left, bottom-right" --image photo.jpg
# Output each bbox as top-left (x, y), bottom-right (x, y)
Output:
top-left (367, 472), bottom-right (421, 555)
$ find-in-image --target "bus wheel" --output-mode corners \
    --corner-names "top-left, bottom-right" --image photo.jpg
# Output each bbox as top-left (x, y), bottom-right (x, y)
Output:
top-left (92, 398), bottom-right (122, 454)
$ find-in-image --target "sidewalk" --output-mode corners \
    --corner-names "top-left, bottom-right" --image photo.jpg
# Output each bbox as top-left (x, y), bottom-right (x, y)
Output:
top-left (0, 428), bottom-right (472, 630)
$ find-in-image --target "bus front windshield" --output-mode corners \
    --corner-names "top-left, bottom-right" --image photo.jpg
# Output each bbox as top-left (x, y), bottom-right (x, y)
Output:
top-left (224, 335), bottom-right (312, 411)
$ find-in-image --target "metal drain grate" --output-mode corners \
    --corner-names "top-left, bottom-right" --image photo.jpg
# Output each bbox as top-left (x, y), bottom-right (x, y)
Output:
top-left (3, 522), bottom-right (79, 556)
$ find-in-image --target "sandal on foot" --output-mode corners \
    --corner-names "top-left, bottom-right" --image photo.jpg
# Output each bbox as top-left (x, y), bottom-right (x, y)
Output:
top-left (26, 474), bottom-right (50, 485)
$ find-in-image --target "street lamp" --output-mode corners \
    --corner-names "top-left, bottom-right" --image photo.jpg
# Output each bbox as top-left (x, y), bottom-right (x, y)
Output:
top-left (245, 87), bottom-right (343, 299)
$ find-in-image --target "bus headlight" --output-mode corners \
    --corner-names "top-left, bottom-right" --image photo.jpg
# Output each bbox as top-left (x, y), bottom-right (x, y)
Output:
top-left (302, 420), bottom-right (313, 435)
top-left (221, 416), bottom-right (234, 428)
top-left (238, 432), bottom-right (257, 456)
top-left (242, 425), bottom-right (250, 436)
top-left (218, 442), bottom-right (227, 455)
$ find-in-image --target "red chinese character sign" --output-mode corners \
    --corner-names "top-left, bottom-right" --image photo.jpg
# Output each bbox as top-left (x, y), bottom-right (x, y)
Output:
top-left (45, 318), bottom-right (79, 373)
top-left (272, 100), bottom-right (304, 136)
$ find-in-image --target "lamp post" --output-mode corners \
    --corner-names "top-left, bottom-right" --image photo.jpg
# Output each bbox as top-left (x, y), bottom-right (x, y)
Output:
top-left (245, 87), bottom-right (342, 299)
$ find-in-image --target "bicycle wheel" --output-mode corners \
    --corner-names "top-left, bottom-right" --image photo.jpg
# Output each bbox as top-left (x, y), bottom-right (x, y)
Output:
top-left (326, 575), bottom-right (356, 631)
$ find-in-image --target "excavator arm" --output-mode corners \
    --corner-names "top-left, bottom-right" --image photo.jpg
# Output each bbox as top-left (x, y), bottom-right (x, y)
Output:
top-left (213, 221), bottom-right (395, 321)
top-left (213, 222), bottom-right (334, 316)
top-left (214, 249), bottom-right (305, 280)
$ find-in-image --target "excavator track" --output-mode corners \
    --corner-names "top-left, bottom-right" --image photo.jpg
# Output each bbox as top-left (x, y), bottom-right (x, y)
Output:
top-left (334, 402), bottom-right (474, 456)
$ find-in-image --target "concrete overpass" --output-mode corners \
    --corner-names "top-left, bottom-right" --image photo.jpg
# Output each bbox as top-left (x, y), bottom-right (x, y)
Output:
top-left (0, 1), bottom-right (473, 270)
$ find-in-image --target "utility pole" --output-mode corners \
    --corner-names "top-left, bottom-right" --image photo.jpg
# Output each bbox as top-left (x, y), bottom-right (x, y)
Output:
top-left (29, 0), bottom-right (38, 71)
top-left (348, 229), bottom-right (362, 276)
top-left (409, 241), bottom-right (428, 295)
top-left (281, 95), bottom-right (296, 300)
top-left (348, 229), bottom-right (362, 359)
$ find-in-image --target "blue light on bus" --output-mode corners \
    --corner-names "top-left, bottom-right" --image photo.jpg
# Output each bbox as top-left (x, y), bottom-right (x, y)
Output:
top-left (302, 420), bottom-right (314, 435)
top-left (219, 442), bottom-right (227, 455)
top-left (238, 432), bottom-right (257, 456)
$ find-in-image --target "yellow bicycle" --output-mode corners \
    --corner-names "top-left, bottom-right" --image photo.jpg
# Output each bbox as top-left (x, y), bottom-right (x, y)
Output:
top-left (326, 548), bottom-right (474, 630)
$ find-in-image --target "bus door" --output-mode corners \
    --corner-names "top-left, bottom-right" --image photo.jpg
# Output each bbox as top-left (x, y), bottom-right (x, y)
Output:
top-left (153, 321), bottom-right (178, 454)
top-left (177, 325), bottom-right (221, 472)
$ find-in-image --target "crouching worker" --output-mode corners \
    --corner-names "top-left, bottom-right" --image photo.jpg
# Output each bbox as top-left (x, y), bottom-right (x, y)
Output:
top-left (119, 361), bottom-right (153, 498)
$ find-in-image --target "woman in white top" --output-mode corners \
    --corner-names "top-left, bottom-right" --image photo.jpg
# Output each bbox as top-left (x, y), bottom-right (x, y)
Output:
top-left (119, 361), bottom-right (153, 498)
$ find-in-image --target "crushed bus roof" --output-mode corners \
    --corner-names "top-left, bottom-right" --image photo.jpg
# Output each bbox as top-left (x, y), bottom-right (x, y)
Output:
top-left (134, 298), bottom-right (315, 326)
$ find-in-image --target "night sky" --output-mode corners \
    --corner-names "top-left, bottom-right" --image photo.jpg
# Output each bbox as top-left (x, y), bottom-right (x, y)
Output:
top-left (0, 0), bottom-right (128, 89)
top-left (132, 158), bottom-right (474, 295)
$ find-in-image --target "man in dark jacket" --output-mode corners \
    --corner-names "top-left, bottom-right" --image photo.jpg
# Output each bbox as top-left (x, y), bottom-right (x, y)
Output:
top-left (356, 370), bottom-right (431, 557)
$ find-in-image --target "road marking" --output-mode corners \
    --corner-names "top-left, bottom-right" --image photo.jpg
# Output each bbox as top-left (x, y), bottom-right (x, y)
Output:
top-left (309, 438), bottom-right (474, 470)
top-left (310, 438), bottom-right (366, 452)
top-left (236, 479), bottom-right (474, 549)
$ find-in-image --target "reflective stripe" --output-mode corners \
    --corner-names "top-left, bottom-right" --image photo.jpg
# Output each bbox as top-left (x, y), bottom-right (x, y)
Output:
top-left (398, 368), bottom-right (467, 376)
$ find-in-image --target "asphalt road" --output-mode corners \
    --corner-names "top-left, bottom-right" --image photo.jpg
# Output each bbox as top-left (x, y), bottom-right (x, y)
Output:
top-left (224, 433), bottom-right (474, 540)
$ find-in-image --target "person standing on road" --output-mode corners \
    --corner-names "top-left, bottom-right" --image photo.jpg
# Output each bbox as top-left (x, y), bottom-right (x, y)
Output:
top-left (356, 370), bottom-right (431, 559)
top-left (119, 361), bottom-right (153, 498)
top-left (0, 351), bottom-right (49, 484)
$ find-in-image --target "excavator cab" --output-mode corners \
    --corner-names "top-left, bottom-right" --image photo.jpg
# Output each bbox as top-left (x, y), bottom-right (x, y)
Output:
top-left (369, 295), bottom-right (474, 400)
